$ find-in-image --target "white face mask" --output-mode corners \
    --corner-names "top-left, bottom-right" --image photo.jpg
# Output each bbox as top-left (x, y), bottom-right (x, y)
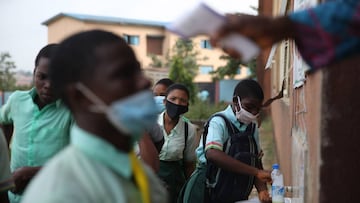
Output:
top-left (76, 83), bottom-right (158, 140)
top-left (235, 96), bottom-right (258, 125)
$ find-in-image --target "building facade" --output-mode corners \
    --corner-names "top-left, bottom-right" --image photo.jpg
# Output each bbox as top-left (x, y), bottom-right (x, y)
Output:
top-left (264, 0), bottom-right (360, 202)
top-left (42, 13), bottom-right (251, 103)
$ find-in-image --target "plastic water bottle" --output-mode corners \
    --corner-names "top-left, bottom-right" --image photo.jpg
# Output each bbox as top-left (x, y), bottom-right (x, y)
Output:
top-left (271, 164), bottom-right (285, 203)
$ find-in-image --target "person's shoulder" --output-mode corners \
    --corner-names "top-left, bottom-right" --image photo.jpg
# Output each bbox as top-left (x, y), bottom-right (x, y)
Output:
top-left (181, 116), bottom-right (196, 128)
top-left (21, 147), bottom-right (88, 203)
top-left (208, 111), bottom-right (230, 124)
top-left (7, 90), bottom-right (29, 100)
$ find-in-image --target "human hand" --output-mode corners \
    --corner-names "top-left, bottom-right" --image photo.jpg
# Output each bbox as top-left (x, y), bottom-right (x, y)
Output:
top-left (256, 170), bottom-right (272, 183)
top-left (210, 14), bottom-right (294, 58)
top-left (11, 166), bottom-right (37, 194)
top-left (258, 190), bottom-right (271, 203)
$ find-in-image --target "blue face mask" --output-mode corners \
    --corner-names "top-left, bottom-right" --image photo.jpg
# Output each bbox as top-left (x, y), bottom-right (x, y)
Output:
top-left (76, 83), bottom-right (158, 142)
top-left (154, 96), bottom-right (165, 113)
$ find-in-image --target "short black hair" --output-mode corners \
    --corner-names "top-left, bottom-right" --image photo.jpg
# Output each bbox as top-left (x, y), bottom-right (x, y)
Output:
top-left (233, 79), bottom-right (264, 101)
top-left (166, 83), bottom-right (190, 98)
top-left (49, 30), bottom-right (128, 105)
top-left (34, 43), bottom-right (58, 68)
top-left (155, 78), bottom-right (174, 88)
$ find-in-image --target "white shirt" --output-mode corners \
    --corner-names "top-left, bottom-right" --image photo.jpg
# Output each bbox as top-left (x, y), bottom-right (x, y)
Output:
top-left (157, 112), bottom-right (197, 162)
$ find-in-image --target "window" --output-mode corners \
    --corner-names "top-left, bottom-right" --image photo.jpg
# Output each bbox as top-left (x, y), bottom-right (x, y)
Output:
top-left (278, 39), bottom-right (290, 98)
top-left (146, 35), bottom-right (164, 55)
top-left (200, 39), bottom-right (212, 49)
top-left (199, 66), bottom-right (213, 74)
top-left (123, 34), bottom-right (139, 45)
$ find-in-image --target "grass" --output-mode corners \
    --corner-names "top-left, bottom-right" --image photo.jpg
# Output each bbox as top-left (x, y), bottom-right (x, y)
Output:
top-left (259, 116), bottom-right (277, 170)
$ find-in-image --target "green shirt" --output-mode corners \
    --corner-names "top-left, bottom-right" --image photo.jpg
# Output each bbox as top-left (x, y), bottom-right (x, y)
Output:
top-left (196, 105), bottom-right (260, 164)
top-left (22, 125), bottom-right (168, 203)
top-left (0, 88), bottom-right (73, 170)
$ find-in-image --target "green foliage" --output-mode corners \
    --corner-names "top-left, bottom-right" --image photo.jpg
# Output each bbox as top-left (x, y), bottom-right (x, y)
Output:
top-left (14, 84), bottom-right (32, 91)
top-left (185, 98), bottom-right (228, 120)
top-left (0, 52), bottom-right (17, 91)
top-left (148, 54), bottom-right (163, 68)
top-left (246, 58), bottom-right (257, 79)
top-left (210, 55), bottom-right (257, 81)
top-left (168, 39), bottom-right (199, 103)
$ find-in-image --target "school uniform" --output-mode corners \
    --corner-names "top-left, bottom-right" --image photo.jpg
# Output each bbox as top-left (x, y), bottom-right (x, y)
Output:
top-left (157, 112), bottom-right (197, 203)
top-left (179, 105), bottom-right (260, 203)
top-left (0, 89), bottom-right (73, 203)
top-left (21, 125), bottom-right (168, 203)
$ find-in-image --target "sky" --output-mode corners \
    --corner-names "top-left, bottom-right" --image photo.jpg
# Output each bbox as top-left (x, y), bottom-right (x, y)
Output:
top-left (0, 0), bottom-right (258, 72)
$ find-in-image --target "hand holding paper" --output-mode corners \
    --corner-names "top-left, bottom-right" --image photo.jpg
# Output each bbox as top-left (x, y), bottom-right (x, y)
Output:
top-left (167, 3), bottom-right (260, 62)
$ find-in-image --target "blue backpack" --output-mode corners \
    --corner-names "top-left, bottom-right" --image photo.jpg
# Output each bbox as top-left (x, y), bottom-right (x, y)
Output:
top-left (202, 113), bottom-right (259, 203)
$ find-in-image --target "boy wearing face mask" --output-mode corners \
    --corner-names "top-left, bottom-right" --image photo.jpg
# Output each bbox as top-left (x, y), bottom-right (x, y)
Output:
top-left (21, 30), bottom-right (167, 203)
top-left (178, 79), bottom-right (272, 203)
top-left (157, 83), bottom-right (197, 203)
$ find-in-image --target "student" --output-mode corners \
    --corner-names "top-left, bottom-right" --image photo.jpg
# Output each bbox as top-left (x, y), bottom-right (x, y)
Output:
top-left (0, 131), bottom-right (14, 203)
top-left (21, 30), bottom-right (167, 203)
top-left (153, 78), bottom-right (174, 113)
top-left (157, 83), bottom-right (197, 203)
top-left (135, 78), bottom-right (174, 173)
top-left (210, 0), bottom-right (360, 72)
top-left (0, 44), bottom-right (73, 203)
top-left (179, 79), bottom-right (272, 203)
top-left (134, 79), bottom-right (174, 172)
top-left (153, 78), bottom-right (174, 96)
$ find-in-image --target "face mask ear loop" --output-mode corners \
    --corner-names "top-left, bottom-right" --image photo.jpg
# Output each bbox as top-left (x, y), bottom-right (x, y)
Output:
top-left (75, 82), bottom-right (108, 113)
top-left (237, 96), bottom-right (243, 111)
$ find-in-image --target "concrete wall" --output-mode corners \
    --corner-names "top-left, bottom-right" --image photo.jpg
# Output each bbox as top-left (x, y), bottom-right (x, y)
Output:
top-left (320, 55), bottom-right (360, 203)
top-left (269, 0), bottom-right (360, 202)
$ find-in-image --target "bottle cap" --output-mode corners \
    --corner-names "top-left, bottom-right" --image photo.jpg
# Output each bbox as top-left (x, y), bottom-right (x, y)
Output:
top-left (272, 163), bottom-right (279, 169)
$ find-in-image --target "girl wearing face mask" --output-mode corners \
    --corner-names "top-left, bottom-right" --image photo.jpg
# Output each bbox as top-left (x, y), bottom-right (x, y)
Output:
top-left (157, 83), bottom-right (197, 203)
top-left (178, 79), bottom-right (272, 203)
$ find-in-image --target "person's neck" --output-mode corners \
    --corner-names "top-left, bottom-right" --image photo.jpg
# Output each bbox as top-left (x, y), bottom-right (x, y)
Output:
top-left (34, 95), bottom-right (47, 110)
top-left (76, 115), bottom-right (132, 153)
top-left (164, 112), bottom-right (179, 125)
top-left (163, 112), bottom-right (179, 134)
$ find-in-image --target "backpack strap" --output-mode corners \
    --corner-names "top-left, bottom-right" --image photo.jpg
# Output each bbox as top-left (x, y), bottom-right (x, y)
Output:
top-left (202, 113), bottom-right (238, 151)
top-left (183, 121), bottom-right (188, 160)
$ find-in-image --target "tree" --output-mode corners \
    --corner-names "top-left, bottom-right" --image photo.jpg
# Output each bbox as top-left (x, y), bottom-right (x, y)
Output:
top-left (168, 39), bottom-right (200, 103)
top-left (148, 54), bottom-right (163, 68)
top-left (0, 52), bottom-right (16, 91)
top-left (210, 55), bottom-right (257, 81)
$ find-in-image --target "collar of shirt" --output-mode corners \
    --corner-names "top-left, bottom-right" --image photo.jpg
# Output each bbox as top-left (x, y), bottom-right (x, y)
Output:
top-left (70, 124), bottom-right (132, 179)
top-left (157, 111), bottom-right (185, 136)
top-left (28, 88), bottom-right (62, 108)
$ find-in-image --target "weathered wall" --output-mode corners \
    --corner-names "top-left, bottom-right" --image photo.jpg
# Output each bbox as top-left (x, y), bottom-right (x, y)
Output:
top-left (320, 54), bottom-right (360, 203)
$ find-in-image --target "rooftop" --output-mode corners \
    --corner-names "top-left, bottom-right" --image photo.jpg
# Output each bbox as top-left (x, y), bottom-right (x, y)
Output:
top-left (42, 13), bottom-right (169, 28)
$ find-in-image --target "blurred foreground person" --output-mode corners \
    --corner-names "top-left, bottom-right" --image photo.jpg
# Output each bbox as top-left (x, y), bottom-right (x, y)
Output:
top-left (22, 30), bottom-right (167, 203)
top-left (211, 0), bottom-right (360, 72)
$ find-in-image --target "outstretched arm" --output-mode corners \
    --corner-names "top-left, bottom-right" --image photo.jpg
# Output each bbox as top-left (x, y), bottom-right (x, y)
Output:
top-left (206, 148), bottom-right (271, 183)
top-left (211, 1), bottom-right (360, 71)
